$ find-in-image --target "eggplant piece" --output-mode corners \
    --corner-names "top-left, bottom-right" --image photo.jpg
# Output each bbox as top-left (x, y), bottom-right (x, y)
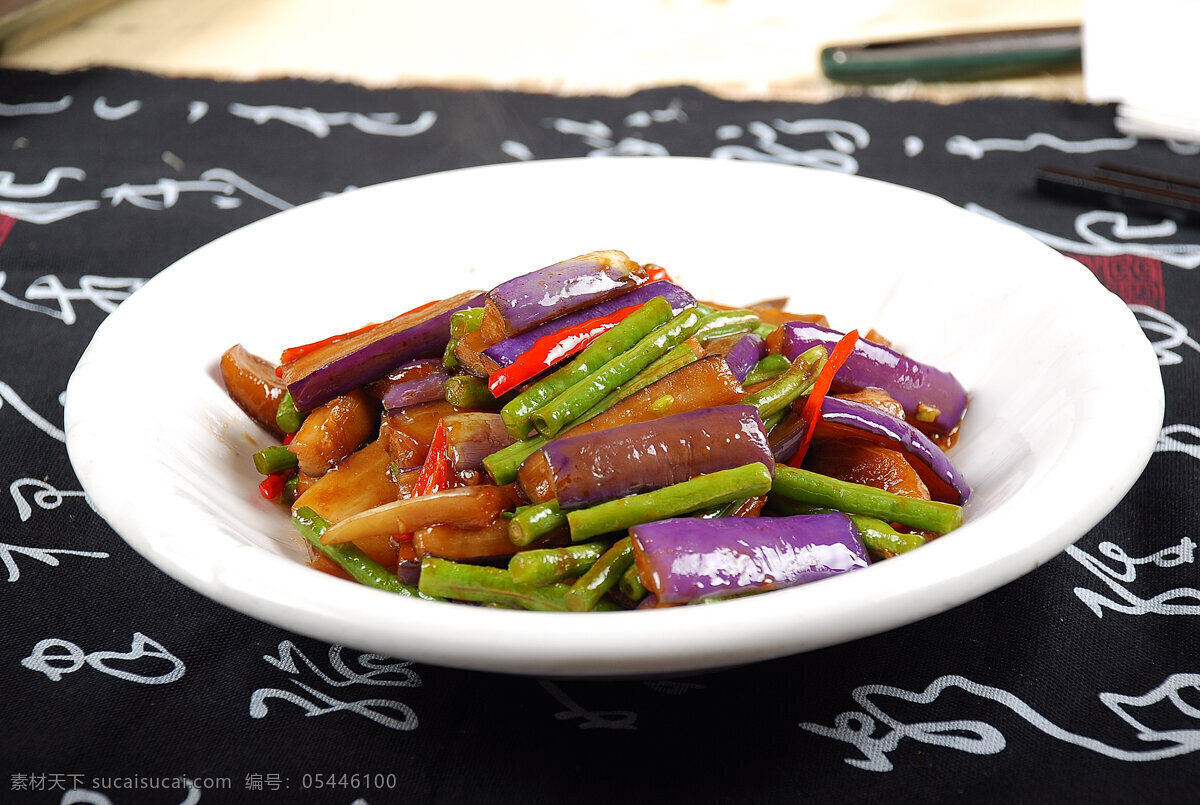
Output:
top-left (515, 354), bottom-right (746, 503)
top-left (804, 395), bottom-right (970, 504)
top-left (282, 289), bottom-right (484, 411)
top-left (482, 280), bottom-right (696, 368)
top-left (480, 250), bottom-right (647, 342)
top-left (219, 344), bottom-right (287, 437)
top-left (441, 412), bottom-right (516, 475)
top-left (537, 404), bottom-right (773, 511)
top-left (704, 331), bottom-right (766, 383)
top-left (780, 321), bottom-right (967, 433)
top-left (453, 329), bottom-right (502, 378)
top-left (567, 354), bottom-right (744, 436)
top-left (414, 519), bottom-right (567, 562)
top-left (380, 399), bottom-right (463, 467)
top-left (381, 370), bottom-right (449, 410)
top-left (630, 512), bottom-right (869, 605)
top-left (291, 436), bottom-right (398, 524)
top-left (286, 389), bottom-right (379, 477)
top-left (803, 440), bottom-right (932, 501)
top-left (369, 358), bottom-right (448, 410)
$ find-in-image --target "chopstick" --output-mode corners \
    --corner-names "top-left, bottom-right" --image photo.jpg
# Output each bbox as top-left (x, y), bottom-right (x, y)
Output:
top-left (1035, 164), bottom-right (1200, 224)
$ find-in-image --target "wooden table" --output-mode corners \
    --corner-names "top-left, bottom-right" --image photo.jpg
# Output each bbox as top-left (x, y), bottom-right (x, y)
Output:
top-left (0, 0), bottom-right (1084, 102)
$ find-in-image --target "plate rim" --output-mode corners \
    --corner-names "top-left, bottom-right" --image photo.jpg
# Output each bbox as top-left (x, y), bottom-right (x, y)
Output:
top-left (65, 156), bottom-right (1165, 676)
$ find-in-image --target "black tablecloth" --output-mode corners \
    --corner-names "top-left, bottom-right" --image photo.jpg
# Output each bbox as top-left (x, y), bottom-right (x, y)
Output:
top-left (2, 68), bottom-right (1198, 804)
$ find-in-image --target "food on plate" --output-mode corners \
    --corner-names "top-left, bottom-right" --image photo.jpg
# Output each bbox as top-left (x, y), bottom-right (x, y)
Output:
top-left (220, 249), bottom-right (970, 610)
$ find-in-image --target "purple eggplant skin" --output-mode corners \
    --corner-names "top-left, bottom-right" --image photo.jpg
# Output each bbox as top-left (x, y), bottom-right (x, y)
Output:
top-left (483, 281), bottom-right (696, 368)
top-left (780, 321), bottom-right (967, 433)
top-left (803, 395), bottom-right (971, 504)
top-left (378, 362), bottom-right (451, 411)
top-left (441, 412), bottom-right (516, 473)
top-left (714, 332), bottom-right (767, 383)
top-left (630, 512), bottom-right (870, 605)
top-left (283, 290), bottom-right (485, 412)
top-left (541, 404), bottom-right (774, 511)
top-left (484, 250), bottom-right (647, 340)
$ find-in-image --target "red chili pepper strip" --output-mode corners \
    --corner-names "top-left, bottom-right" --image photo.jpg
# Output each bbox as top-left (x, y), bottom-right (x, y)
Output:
top-left (487, 303), bottom-right (645, 397)
top-left (788, 329), bottom-right (860, 469)
top-left (645, 264), bottom-right (673, 283)
top-left (414, 420), bottom-right (451, 496)
top-left (277, 299), bottom-right (441, 366)
top-left (258, 472), bottom-right (287, 501)
top-left (279, 321), bottom-right (379, 366)
top-left (393, 420), bottom-right (452, 543)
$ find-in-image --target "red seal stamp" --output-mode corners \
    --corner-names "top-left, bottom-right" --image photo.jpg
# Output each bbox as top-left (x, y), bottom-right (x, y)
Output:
top-left (1064, 252), bottom-right (1165, 310)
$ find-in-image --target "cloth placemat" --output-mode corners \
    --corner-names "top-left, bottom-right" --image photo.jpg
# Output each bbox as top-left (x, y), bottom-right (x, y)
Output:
top-left (1, 68), bottom-right (1197, 804)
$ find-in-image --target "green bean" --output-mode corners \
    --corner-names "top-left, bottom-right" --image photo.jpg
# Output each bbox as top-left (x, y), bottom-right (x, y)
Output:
top-left (418, 557), bottom-right (620, 611)
top-left (768, 501), bottom-right (931, 556)
top-left (443, 307), bottom-right (484, 368)
top-left (742, 353), bottom-right (792, 386)
top-left (618, 561), bottom-right (647, 602)
top-left (565, 537), bottom-right (636, 611)
top-left (695, 308), bottom-right (761, 340)
top-left (293, 508), bottom-right (430, 598)
top-left (761, 408), bottom-right (787, 436)
top-left (610, 340), bottom-right (698, 402)
top-left (282, 473), bottom-right (300, 506)
top-left (847, 514), bottom-right (928, 556)
top-left (508, 499), bottom-right (566, 547)
top-left (451, 307), bottom-right (485, 337)
top-left (275, 391), bottom-right (303, 433)
top-left (742, 344), bottom-right (826, 419)
top-left (442, 340), bottom-right (460, 369)
top-left (444, 374), bottom-right (500, 409)
top-left (500, 297), bottom-right (674, 439)
top-left (567, 462), bottom-right (774, 542)
top-left (254, 445), bottom-right (298, 475)
top-left (771, 465), bottom-right (962, 534)
top-left (530, 307), bottom-right (704, 439)
top-left (483, 435), bottom-right (547, 485)
top-left (508, 541), bottom-right (612, 585)
top-left (482, 338), bottom-right (700, 485)
top-left (753, 321), bottom-right (777, 339)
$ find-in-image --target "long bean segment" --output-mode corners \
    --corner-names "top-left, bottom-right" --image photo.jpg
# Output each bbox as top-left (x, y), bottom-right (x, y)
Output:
top-left (444, 374), bottom-right (499, 409)
top-left (695, 308), bottom-right (762, 340)
top-left (254, 444), bottom-right (298, 475)
top-left (443, 307), bottom-right (484, 368)
top-left (618, 562), bottom-right (648, 602)
top-left (742, 344), bottom-right (827, 420)
top-left (500, 296), bottom-right (675, 439)
top-left (508, 541), bottom-right (612, 585)
top-left (483, 435), bottom-right (547, 485)
top-left (742, 353), bottom-right (792, 387)
top-left (769, 502), bottom-right (930, 557)
top-left (567, 462), bottom-right (774, 542)
top-left (847, 514), bottom-right (928, 556)
top-left (419, 557), bottom-right (571, 610)
top-left (418, 557), bottom-right (620, 611)
top-left (565, 537), bottom-right (636, 611)
top-left (275, 392), bottom-right (303, 433)
top-left (530, 307), bottom-right (705, 439)
top-left (509, 499), bottom-right (566, 547)
top-left (771, 465), bottom-right (962, 534)
top-left (293, 508), bottom-right (430, 598)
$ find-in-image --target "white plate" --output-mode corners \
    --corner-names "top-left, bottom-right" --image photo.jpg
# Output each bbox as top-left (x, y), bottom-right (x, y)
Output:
top-left (65, 157), bottom-right (1163, 677)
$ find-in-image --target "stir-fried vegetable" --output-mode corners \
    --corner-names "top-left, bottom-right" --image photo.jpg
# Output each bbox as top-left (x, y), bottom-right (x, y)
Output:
top-left (221, 249), bottom-right (971, 613)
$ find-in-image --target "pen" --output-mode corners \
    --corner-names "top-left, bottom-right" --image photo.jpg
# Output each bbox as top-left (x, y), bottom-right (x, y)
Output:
top-left (820, 25), bottom-right (1082, 84)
